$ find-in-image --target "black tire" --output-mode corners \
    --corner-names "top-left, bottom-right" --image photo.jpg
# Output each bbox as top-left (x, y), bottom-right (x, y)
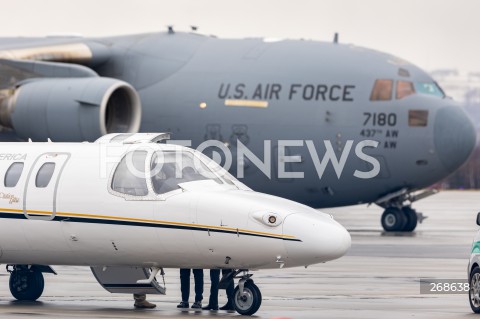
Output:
top-left (233, 281), bottom-right (262, 316)
top-left (402, 207), bottom-right (418, 232)
top-left (9, 270), bottom-right (44, 301)
top-left (381, 208), bottom-right (407, 232)
top-left (470, 267), bottom-right (480, 313)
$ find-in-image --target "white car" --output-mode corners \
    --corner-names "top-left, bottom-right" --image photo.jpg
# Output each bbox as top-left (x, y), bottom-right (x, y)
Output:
top-left (468, 213), bottom-right (480, 313)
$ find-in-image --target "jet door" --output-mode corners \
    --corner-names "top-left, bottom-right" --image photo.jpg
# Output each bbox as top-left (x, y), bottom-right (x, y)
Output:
top-left (24, 153), bottom-right (70, 220)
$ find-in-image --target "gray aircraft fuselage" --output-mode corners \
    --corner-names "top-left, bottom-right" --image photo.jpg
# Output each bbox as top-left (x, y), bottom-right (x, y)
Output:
top-left (0, 31), bottom-right (475, 212)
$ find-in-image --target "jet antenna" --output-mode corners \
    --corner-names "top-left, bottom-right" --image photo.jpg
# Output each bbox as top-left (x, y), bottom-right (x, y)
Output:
top-left (333, 32), bottom-right (339, 44)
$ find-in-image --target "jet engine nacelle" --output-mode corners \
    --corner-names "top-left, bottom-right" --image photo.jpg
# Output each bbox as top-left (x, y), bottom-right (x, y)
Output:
top-left (0, 77), bottom-right (141, 141)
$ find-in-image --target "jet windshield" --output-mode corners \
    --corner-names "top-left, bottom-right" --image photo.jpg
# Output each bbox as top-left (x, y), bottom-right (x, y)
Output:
top-left (150, 150), bottom-right (239, 194)
top-left (193, 150), bottom-right (245, 187)
top-left (370, 79), bottom-right (445, 101)
top-left (414, 82), bottom-right (445, 98)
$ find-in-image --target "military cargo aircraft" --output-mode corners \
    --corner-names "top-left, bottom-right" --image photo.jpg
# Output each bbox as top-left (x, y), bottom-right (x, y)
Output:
top-left (0, 133), bottom-right (351, 316)
top-left (0, 30), bottom-right (475, 232)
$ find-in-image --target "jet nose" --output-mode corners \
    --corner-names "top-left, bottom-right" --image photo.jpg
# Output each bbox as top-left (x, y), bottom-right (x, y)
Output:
top-left (322, 222), bottom-right (351, 260)
top-left (283, 213), bottom-right (351, 266)
top-left (434, 106), bottom-right (476, 172)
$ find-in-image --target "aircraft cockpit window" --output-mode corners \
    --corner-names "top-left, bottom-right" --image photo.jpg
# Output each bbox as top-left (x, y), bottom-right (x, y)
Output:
top-left (408, 110), bottom-right (429, 127)
top-left (414, 82), bottom-right (445, 98)
top-left (396, 81), bottom-right (415, 99)
top-left (193, 151), bottom-right (237, 186)
top-left (150, 151), bottom-right (222, 195)
top-left (213, 166), bottom-right (236, 186)
top-left (4, 162), bottom-right (24, 188)
top-left (112, 151), bottom-right (148, 196)
top-left (35, 162), bottom-right (56, 188)
top-left (370, 79), bottom-right (393, 101)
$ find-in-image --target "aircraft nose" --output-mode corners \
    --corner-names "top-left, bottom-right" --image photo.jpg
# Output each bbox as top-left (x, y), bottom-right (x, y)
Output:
top-left (434, 106), bottom-right (476, 172)
top-left (283, 213), bottom-right (351, 266)
top-left (321, 222), bottom-right (351, 260)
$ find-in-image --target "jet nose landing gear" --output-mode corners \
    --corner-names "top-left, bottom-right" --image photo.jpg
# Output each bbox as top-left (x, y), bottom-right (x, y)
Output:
top-left (234, 279), bottom-right (262, 315)
top-left (227, 270), bottom-right (262, 316)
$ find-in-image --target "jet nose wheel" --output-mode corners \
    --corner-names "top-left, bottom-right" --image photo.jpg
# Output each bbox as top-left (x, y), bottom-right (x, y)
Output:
top-left (8, 267), bottom-right (44, 301)
top-left (233, 280), bottom-right (262, 316)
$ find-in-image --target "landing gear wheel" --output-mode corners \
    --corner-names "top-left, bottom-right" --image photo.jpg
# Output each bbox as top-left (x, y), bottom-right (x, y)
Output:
top-left (9, 268), bottom-right (44, 301)
top-left (402, 206), bottom-right (418, 232)
top-left (470, 267), bottom-right (480, 313)
top-left (233, 281), bottom-right (262, 316)
top-left (381, 208), bottom-right (406, 232)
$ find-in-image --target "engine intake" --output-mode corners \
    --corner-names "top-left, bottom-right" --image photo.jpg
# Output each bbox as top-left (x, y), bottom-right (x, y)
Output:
top-left (0, 77), bottom-right (141, 141)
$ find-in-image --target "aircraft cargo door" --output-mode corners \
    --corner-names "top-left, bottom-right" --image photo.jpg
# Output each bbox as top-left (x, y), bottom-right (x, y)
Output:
top-left (24, 153), bottom-right (70, 220)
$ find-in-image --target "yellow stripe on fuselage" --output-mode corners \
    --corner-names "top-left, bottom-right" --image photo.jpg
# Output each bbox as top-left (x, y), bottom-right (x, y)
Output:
top-left (0, 208), bottom-right (296, 240)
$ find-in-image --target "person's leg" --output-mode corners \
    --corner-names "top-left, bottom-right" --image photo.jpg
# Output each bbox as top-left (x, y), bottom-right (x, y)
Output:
top-left (210, 269), bottom-right (221, 307)
top-left (133, 293), bottom-right (156, 309)
top-left (203, 269), bottom-right (220, 310)
top-left (225, 270), bottom-right (234, 301)
top-left (220, 269), bottom-right (235, 310)
top-left (177, 268), bottom-right (191, 308)
top-left (191, 269), bottom-right (204, 308)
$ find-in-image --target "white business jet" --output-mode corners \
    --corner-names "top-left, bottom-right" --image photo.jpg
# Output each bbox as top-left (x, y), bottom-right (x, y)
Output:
top-left (0, 133), bottom-right (350, 315)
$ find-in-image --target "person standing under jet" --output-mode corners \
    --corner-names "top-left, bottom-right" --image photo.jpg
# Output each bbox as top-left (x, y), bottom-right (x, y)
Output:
top-left (202, 269), bottom-right (235, 311)
top-left (133, 294), bottom-right (156, 309)
top-left (177, 269), bottom-right (204, 308)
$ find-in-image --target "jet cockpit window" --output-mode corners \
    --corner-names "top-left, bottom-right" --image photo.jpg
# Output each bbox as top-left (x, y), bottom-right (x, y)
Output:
top-left (408, 110), bottom-right (429, 127)
top-left (112, 151), bottom-right (148, 196)
top-left (370, 79), bottom-right (393, 101)
top-left (414, 82), bottom-right (445, 98)
top-left (35, 162), bottom-right (56, 188)
top-left (396, 81), bottom-right (415, 99)
top-left (150, 151), bottom-right (221, 195)
top-left (193, 151), bottom-right (238, 186)
top-left (4, 162), bottom-right (24, 188)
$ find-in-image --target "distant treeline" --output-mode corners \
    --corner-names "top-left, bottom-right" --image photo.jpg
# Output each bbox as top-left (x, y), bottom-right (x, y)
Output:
top-left (441, 89), bottom-right (480, 189)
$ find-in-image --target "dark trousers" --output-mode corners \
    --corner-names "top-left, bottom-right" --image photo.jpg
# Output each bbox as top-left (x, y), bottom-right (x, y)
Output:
top-left (180, 268), bottom-right (204, 302)
top-left (207, 269), bottom-right (234, 307)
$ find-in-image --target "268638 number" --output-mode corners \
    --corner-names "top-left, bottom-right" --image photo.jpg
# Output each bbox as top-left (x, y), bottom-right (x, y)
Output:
top-left (429, 282), bottom-right (469, 293)
top-left (420, 279), bottom-right (469, 294)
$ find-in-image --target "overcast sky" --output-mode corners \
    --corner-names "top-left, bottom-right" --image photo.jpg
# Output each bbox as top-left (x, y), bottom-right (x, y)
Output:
top-left (2, 0), bottom-right (479, 73)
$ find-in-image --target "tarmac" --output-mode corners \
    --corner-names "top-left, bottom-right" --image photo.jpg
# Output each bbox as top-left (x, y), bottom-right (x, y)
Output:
top-left (0, 190), bottom-right (478, 318)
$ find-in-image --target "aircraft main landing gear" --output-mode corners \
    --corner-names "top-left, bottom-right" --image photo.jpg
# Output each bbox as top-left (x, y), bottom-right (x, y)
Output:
top-left (376, 188), bottom-right (437, 232)
top-left (381, 206), bottom-right (418, 232)
top-left (7, 265), bottom-right (45, 301)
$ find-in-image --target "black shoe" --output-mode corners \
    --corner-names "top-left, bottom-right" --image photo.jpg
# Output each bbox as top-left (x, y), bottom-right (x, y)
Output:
top-left (191, 301), bottom-right (202, 309)
top-left (177, 301), bottom-right (189, 308)
top-left (219, 301), bottom-right (234, 311)
top-left (202, 304), bottom-right (219, 310)
top-left (134, 300), bottom-right (157, 309)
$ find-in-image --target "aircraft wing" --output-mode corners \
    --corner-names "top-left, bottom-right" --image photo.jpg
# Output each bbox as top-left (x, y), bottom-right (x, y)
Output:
top-left (0, 37), bottom-right (140, 142)
top-left (0, 58), bottom-right (98, 89)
